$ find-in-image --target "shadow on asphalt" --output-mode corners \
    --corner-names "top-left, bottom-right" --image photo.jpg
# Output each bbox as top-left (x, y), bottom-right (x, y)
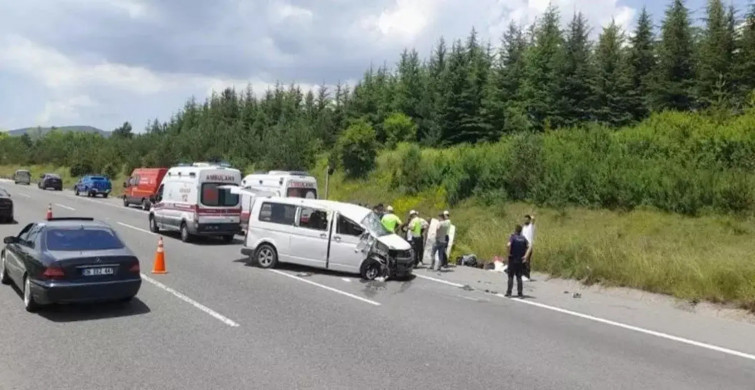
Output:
top-left (37, 298), bottom-right (151, 323)
top-left (159, 232), bottom-right (242, 246)
top-left (0, 220), bottom-right (19, 225)
top-left (8, 284), bottom-right (151, 322)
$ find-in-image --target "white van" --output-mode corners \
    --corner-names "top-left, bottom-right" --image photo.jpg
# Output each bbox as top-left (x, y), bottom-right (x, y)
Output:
top-left (149, 162), bottom-right (242, 243)
top-left (240, 198), bottom-right (414, 280)
top-left (238, 171), bottom-right (318, 231)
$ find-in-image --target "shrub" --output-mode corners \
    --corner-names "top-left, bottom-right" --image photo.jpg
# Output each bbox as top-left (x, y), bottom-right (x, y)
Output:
top-left (383, 112), bottom-right (418, 148)
top-left (337, 119), bottom-right (378, 178)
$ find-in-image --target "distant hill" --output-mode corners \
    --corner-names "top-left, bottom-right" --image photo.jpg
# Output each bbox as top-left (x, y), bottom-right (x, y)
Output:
top-left (6, 126), bottom-right (110, 138)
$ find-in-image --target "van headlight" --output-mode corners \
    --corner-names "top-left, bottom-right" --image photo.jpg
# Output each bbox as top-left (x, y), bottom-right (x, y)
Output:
top-left (375, 241), bottom-right (389, 257)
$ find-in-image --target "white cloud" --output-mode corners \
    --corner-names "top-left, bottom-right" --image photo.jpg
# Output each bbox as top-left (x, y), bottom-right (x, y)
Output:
top-left (361, 0), bottom-right (439, 43)
top-left (36, 95), bottom-right (97, 125)
top-left (271, 3), bottom-right (314, 23)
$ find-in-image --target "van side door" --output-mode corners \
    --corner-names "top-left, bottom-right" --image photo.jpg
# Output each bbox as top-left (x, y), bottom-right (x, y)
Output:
top-left (327, 213), bottom-right (367, 273)
top-left (287, 206), bottom-right (330, 269)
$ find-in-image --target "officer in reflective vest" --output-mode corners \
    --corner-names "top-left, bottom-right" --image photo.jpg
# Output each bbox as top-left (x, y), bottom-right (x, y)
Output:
top-left (407, 210), bottom-right (428, 267)
top-left (380, 205), bottom-right (402, 234)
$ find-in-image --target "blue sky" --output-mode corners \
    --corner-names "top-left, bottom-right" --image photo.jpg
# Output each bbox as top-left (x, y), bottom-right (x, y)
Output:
top-left (0, 0), bottom-right (751, 133)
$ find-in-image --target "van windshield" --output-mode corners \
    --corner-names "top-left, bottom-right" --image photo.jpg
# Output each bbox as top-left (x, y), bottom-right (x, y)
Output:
top-left (16, 171), bottom-right (30, 177)
top-left (361, 212), bottom-right (391, 237)
top-left (201, 183), bottom-right (239, 207)
top-left (286, 188), bottom-right (317, 198)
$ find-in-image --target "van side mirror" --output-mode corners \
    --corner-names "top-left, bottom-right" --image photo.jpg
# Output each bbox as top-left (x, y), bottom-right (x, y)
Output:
top-left (4, 236), bottom-right (18, 244)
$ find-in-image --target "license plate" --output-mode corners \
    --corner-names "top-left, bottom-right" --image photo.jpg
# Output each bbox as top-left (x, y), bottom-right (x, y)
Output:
top-left (82, 267), bottom-right (114, 276)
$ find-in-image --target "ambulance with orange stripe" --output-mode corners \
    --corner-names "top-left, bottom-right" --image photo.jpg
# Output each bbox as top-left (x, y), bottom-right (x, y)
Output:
top-left (235, 171), bottom-right (318, 232)
top-left (148, 162), bottom-right (242, 243)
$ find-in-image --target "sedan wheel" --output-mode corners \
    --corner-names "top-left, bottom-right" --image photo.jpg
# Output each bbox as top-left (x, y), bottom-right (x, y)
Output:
top-left (141, 199), bottom-right (150, 211)
top-left (23, 276), bottom-right (39, 312)
top-left (0, 254), bottom-right (10, 285)
top-left (149, 215), bottom-right (160, 233)
top-left (255, 245), bottom-right (277, 269)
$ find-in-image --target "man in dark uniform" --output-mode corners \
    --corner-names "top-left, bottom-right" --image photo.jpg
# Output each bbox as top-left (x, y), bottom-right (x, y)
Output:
top-left (506, 225), bottom-right (531, 298)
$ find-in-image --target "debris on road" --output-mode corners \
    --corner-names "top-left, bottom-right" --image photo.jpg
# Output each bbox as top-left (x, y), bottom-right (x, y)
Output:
top-left (573, 293), bottom-right (582, 299)
top-left (296, 272), bottom-right (312, 277)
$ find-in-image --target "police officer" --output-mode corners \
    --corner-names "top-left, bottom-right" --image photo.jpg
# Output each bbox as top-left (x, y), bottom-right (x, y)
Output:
top-left (407, 210), bottom-right (428, 267)
top-left (380, 206), bottom-right (402, 234)
top-left (505, 224), bottom-right (531, 298)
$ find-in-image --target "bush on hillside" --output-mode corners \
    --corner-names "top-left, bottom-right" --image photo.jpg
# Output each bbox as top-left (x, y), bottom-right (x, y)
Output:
top-left (383, 112), bottom-right (418, 148)
top-left (337, 119), bottom-right (378, 178)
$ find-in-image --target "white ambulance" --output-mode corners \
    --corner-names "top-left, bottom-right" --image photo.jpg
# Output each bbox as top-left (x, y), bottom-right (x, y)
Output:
top-left (236, 171), bottom-right (318, 231)
top-left (148, 162), bottom-right (242, 243)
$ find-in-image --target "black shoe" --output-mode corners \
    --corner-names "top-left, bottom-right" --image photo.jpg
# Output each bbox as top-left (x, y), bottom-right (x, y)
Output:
top-left (505, 293), bottom-right (512, 297)
top-left (517, 294), bottom-right (524, 298)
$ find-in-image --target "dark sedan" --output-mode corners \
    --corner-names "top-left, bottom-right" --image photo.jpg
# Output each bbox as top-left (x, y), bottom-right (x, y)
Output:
top-left (0, 218), bottom-right (142, 312)
top-left (0, 188), bottom-right (13, 223)
top-left (38, 173), bottom-right (63, 191)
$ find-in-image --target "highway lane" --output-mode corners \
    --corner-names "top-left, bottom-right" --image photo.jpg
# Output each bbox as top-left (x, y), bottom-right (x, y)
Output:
top-left (0, 182), bottom-right (754, 389)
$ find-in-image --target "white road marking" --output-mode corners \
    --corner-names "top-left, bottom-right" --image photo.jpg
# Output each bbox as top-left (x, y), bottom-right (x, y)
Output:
top-left (54, 203), bottom-right (75, 211)
top-left (341, 278), bottom-right (352, 283)
top-left (414, 274), bottom-right (465, 288)
top-left (494, 294), bottom-right (755, 362)
top-left (117, 222), bottom-right (156, 235)
top-left (140, 273), bottom-right (240, 327)
top-left (270, 269), bottom-right (381, 306)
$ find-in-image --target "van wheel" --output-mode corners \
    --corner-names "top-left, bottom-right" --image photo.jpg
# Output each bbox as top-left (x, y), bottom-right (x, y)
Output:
top-left (1, 253), bottom-right (11, 285)
top-left (180, 223), bottom-right (192, 243)
top-left (149, 215), bottom-right (160, 233)
top-left (254, 244), bottom-right (277, 269)
top-left (102, 193), bottom-right (108, 199)
top-left (75, 188), bottom-right (80, 196)
top-left (361, 259), bottom-right (383, 281)
top-left (123, 197), bottom-right (129, 207)
top-left (141, 199), bottom-right (150, 211)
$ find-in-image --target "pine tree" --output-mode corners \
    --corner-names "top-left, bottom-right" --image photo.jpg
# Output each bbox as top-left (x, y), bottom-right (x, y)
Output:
top-left (594, 20), bottom-right (634, 126)
top-left (421, 38), bottom-right (448, 145)
top-left (736, 4), bottom-right (755, 102)
top-left (439, 40), bottom-right (467, 144)
top-left (521, 4), bottom-right (563, 130)
top-left (627, 7), bottom-right (655, 121)
top-left (651, 0), bottom-right (696, 112)
top-left (456, 29), bottom-right (493, 143)
top-left (696, 0), bottom-right (736, 108)
top-left (395, 49), bottom-right (423, 121)
top-left (554, 12), bottom-right (596, 127)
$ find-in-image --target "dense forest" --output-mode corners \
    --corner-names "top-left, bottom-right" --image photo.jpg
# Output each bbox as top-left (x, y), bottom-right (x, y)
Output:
top-left (1, 0), bottom-right (755, 215)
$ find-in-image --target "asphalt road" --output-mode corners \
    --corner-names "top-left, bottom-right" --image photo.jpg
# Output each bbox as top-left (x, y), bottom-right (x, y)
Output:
top-left (0, 182), bottom-right (753, 390)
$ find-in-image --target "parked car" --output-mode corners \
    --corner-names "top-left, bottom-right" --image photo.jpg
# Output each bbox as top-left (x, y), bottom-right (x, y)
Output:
top-left (13, 169), bottom-right (31, 185)
top-left (38, 173), bottom-right (62, 191)
top-left (74, 175), bottom-right (112, 198)
top-left (240, 197), bottom-right (414, 280)
top-left (0, 217), bottom-right (142, 312)
top-left (0, 188), bottom-right (13, 223)
top-left (123, 168), bottom-right (168, 210)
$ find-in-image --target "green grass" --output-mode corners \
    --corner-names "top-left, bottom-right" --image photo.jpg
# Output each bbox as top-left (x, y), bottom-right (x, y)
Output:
top-left (313, 158), bottom-right (755, 312)
top-left (0, 165), bottom-right (127, 196)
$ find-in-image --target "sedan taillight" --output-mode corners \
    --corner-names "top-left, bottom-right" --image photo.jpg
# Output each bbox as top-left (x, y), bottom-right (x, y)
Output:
top-left (129, 263), bottom-right (140, 273)
top-left (42, 265), bottom-right (65, 280)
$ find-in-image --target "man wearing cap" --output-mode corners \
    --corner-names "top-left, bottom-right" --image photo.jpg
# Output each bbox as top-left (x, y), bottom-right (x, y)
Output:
top-left (431, 211), bottom-right (451, 271)
top-left (407, 210), bottom-right (428, 267)
top-left (380, 205), bottom-right (402, 234)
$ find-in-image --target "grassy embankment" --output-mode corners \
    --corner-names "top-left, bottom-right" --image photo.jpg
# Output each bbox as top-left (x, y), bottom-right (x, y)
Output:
top-left (313, 156), bottom-right (755, 312)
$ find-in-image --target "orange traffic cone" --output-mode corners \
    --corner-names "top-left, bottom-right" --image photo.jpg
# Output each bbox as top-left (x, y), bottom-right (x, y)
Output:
top-left (46, 204), bottom-right (53, 220)
top-left (152, 236), bottom-right (167, 274)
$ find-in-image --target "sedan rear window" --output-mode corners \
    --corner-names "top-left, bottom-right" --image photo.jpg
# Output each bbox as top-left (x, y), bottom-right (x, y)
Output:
top-left (45, 228), bottom-right (125, 251)
top-left (47, 174), bottom-right (61, 179)
top-left (90, 176), bottom-right (106, 181)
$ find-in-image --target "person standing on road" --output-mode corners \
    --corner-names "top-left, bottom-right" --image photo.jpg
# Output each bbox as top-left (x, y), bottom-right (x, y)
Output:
top-left (407, 210), bottom-right (428, 267)
top-left (380, 205), bottom-right (402, 234)
top-left (506, 224), bottom-right (531, 298)
top-left (431, 211), bottom-right (451, 271)
top-left (522, 214), bottom-right (535, 280)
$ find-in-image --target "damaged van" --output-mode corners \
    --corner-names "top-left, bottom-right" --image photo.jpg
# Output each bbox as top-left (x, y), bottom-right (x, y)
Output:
top-left (240, 197), bottom-right (414, 280)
